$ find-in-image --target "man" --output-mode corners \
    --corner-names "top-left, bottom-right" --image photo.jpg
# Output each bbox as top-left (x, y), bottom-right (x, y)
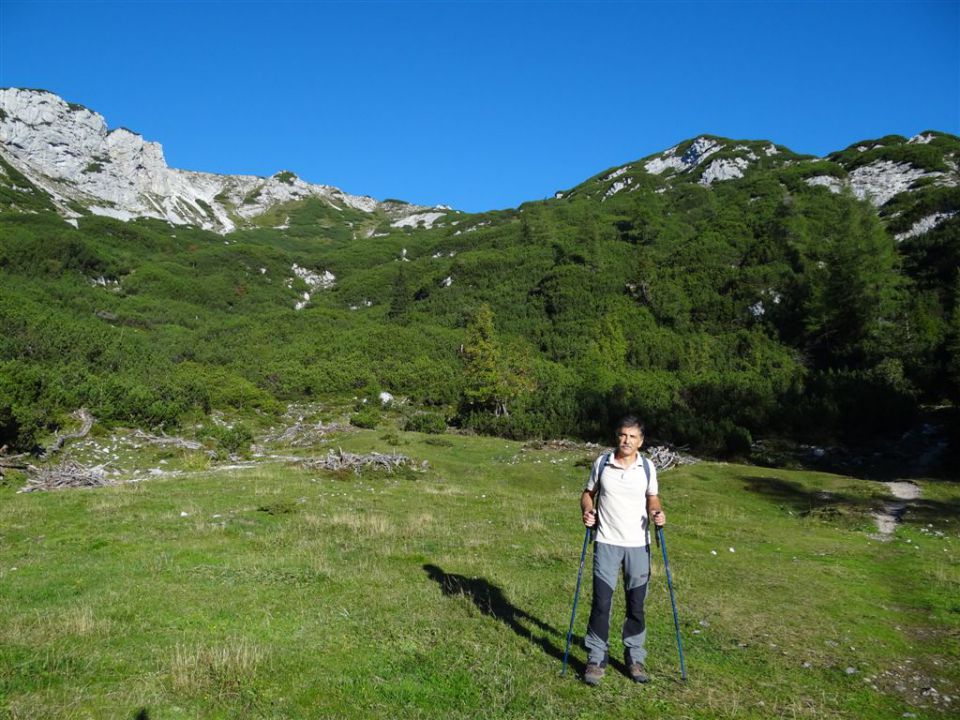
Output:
top-left (579, 415), bottom-right (665, 686)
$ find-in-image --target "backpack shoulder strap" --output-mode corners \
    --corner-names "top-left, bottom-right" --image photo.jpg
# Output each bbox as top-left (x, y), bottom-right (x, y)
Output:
top-left (640, 455), bottom-right (651, 492)
top-left (595, 451), bottom-right (612, 490)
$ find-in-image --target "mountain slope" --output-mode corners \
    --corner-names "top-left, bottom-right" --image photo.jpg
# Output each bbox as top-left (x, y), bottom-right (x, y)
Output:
top-left (1, 89), bottom-right (958, 465)
top-left (561, 132), bottom-right (959, 234)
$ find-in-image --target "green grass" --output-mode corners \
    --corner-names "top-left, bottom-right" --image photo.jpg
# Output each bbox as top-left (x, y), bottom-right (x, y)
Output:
top-left (1, 429), bottom-right (958, 719)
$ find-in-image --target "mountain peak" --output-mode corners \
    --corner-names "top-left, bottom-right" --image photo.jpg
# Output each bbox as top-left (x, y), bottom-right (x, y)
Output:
top-left (0, 88), bottom-right (447, 233)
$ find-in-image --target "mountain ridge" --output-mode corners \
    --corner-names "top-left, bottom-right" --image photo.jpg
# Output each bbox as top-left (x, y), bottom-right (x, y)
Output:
top-left (3, 88), bottom-right (958, 241)
top-left (560, 131), bottom-right (958, 209)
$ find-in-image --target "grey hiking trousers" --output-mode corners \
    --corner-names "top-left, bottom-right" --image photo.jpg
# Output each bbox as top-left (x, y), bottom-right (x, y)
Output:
top-left (584, 541), bottom-right (651, 666)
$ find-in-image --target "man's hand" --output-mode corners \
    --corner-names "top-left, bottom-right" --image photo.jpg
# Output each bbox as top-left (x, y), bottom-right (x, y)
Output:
top-left (583, 509), bottom-right (596, 527)
top-left (651, 509), bottom-right (666, 527)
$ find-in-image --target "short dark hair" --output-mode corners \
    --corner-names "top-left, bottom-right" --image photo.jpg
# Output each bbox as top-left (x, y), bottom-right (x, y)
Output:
top-left (616, 414), bottom-right (645, 434)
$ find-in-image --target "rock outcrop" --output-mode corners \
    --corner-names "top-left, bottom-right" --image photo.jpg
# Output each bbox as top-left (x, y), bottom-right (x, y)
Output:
top-left (0, 88), bottom-right (447, 233)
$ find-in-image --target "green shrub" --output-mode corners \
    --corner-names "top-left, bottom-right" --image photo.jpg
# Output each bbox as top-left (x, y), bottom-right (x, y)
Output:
top-left (0, 402), bottom-right (45, 452)
top-left (199, 422), bottom-right (254, 458)
top-left (350, 405), bottom-right (380, 429)
top-left (380, 429), bottom-right (403, 446)
top-left (404, 412), bottom-right (447, 434)
top-left (460, 410), bottom-right (547, 440)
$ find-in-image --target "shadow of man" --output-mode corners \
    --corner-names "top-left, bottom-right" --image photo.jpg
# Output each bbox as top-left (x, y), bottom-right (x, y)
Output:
top-left (423, 564), bottom-right (582, 673)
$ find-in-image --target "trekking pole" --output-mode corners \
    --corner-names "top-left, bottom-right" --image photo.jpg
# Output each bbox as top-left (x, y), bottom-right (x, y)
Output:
top-left (561, 525), bottom-right (592, 676)
top-left (657, 525), bottom-right (687, 681)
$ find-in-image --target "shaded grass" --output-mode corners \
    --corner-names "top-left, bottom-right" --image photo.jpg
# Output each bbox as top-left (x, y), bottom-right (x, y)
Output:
top-left (0, 432), bottom-right (958, 718)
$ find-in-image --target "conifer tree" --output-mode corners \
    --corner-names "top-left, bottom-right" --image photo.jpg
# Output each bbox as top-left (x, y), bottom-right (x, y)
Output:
top-left (461, 304), bottom-right (509, 416)
top-left (805, 197), bottom-right (903, 369)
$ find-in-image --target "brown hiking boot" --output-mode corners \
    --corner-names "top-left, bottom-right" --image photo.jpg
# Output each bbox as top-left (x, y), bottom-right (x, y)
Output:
top-left (583, 663), bottom-right (605, 686)
top-left (628, 662), bottom-right (650, 683)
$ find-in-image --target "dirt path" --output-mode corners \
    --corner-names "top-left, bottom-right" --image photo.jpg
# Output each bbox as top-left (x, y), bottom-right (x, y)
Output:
top-left (872, 481), bottom-right (921, 538)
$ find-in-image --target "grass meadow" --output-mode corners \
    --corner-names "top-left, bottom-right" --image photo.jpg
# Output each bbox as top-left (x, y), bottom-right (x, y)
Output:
top-left (1, 429), bottom-right (958, 719)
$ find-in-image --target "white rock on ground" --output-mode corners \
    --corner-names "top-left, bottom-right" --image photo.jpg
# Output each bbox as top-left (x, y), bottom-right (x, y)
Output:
top-left (848, 160), bottom-right (948, 207)
top-left (699, 157), bottom-right (750, 185)
top-left (804, 175), bottom-right (844, 194)
top-left (603, 177), bottom-right (634, 199)
top-left (290, 263), bottom-right (335, 310)
top-left (894, 212), bottom-right (957, 241)
top-left (603, 166), bottom-right (631, 182)
top-left (390, 211), bottom-right (447, 229)
top-left (645, 137), bottom-right (722, 175)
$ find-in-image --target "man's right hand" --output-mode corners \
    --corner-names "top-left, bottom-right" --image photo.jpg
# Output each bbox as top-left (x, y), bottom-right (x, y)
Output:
top-left (582, 509), bottom-right (596, 527)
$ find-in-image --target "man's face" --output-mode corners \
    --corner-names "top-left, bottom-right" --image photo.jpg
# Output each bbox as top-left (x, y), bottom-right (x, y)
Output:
top-left (617, 426), bottom-right (643, 455)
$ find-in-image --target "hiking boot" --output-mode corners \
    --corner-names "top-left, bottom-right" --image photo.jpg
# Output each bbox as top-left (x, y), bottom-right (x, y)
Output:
top-left (583, 663), bottom-right (605, 686)
top-left (627, 662), bottom-right (650, 683)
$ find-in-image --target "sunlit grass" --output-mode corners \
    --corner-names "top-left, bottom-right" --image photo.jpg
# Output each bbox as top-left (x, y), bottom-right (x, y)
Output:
top-left (1, 431), bottom-right (958, 718)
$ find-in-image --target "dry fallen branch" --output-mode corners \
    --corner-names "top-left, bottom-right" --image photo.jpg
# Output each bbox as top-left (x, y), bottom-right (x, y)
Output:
top-left (19, 458), bottom-right (114, 493)
top-left (0, 452), bottom-right (30, 471)
top-left (42, 409), bottom-right (95, 459)
top-left (132, 429), bottom-right (203, 451)
top-left (302, 447), bottom-right (426, 475)
top-left (263, 420), bottom-right (350, 447)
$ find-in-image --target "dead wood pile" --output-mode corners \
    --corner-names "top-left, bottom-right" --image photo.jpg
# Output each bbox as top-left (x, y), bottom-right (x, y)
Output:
top-left (647, 445), bottom-right (699, 471)
top-left (19, 458), bottom-right (114, 493)
top-left (302, 447), bottom-right (426, 475)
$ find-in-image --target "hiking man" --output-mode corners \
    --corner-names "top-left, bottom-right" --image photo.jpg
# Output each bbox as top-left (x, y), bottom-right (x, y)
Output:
top-left (579, 414), bottom-right (665, 685)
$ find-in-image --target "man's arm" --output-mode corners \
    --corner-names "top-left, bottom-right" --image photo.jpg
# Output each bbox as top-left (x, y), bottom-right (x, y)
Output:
top-left (581, 489), bottom-right (597, 527)
top-left (647, 495), bottom-right (666, 527)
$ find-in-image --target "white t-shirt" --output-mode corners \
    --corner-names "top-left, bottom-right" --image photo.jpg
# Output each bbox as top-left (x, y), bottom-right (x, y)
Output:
top-left (585, 450), bottom-right (659, 547)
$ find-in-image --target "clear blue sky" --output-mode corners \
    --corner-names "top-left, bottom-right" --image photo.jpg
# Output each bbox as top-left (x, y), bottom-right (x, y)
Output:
top-left (1, 1), bottom-right (957, 212)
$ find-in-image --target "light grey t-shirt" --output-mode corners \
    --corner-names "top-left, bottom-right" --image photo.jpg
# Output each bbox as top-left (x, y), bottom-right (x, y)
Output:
top-left (585, 451), bottom-right (658, 547)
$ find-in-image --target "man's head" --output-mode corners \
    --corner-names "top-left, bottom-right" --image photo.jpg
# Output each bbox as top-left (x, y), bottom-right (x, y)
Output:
top-left (615, 414), bottom-right (645, 457)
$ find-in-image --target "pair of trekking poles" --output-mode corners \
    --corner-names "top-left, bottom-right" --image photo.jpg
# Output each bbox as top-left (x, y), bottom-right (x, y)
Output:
top-left (561, 522), bottom-right (687, 681)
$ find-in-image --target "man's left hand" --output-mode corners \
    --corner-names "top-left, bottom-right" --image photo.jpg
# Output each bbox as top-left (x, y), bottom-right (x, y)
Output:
top-left (651, 510), bottom-right (666, 527)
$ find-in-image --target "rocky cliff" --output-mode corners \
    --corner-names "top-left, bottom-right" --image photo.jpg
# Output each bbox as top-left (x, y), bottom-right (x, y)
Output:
top-left (0, 88), bottom-right (447, 233)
